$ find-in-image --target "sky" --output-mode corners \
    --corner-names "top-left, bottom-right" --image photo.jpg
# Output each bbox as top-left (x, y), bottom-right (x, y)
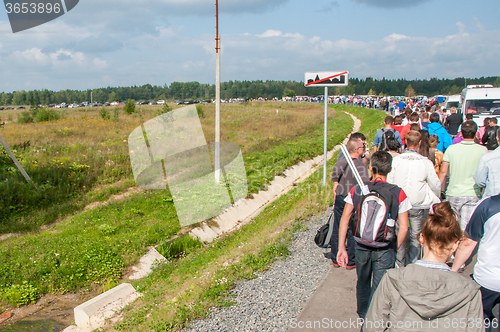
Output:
top-left (1, 0), bottom-right (499, 93)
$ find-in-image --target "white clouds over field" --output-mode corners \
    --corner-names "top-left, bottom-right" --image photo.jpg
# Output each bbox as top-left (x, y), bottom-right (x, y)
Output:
top-left (0, 0), bottom-right (499, 92)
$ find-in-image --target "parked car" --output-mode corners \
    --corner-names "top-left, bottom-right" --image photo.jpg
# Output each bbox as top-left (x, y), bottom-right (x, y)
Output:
top-left (149, 101), bottom-right (157, 105)
top-left (0, 107), bottom-right (4, 110)
top-left (157, 100), bottom-right (166, 105)
top-left (16, 106), bottom-right (26, 110)
top-left (5, 107), bottom-right (14, 110)
top-left (103, 102), bottom-right (111, 106)
top-left (140, 101), bottom-right (149, 105)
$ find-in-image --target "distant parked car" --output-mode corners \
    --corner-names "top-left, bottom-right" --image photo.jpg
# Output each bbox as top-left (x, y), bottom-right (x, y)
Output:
top-left (149, 101), bottom-right (157, 105)
top-left (140, 101), bottom-right (149, 105)
top-left (157, 100), bottom-right (166, 105)
top-left (5, 107), bottom-right (14, 110)
top-left (0, 107), bottom-right (4, 110)
top-left (176, 100), bottom-right (185, 105)
top-left (103, 102), bottom-right (111, 106)
top-left (16, 106), bottom-right (26, 110)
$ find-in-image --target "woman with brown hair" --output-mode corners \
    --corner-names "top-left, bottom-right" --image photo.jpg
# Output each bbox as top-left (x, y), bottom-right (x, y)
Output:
top-left (364, 202), bottom-right (484, 332)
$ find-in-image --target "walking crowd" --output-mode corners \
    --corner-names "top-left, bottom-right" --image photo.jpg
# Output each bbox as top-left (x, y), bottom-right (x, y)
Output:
top-left (328, 106), bottom-right (500, 331)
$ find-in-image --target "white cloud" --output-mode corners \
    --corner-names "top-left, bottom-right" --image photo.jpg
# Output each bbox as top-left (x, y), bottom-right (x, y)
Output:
top-left (258, 30), bottom-right (282, 38)
top-left (350, 0), bottom-right (429, 9)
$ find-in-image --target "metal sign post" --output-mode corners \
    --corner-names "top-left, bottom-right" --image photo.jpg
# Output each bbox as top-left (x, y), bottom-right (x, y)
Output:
top-left (323, 86), bottom-right (328, 187)
top-left (215, 0), bottom-right (221, 184)
top-left (304, 71), bottom-right (349, 187)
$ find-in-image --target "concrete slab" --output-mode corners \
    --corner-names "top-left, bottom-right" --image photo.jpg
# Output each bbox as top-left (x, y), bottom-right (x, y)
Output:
top-left (128, 247), bottom-right (166, 280)
top-left (74, 283), bottom-right (140, 329)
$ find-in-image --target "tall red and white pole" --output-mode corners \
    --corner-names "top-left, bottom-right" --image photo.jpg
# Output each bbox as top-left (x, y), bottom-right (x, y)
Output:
top-left (215, 0), bottom-right (221, 183)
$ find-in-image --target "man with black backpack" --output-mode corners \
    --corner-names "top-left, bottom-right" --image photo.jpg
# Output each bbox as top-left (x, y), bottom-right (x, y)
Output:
top-left (372, 116), bottom-right (402, 152)
top-left (337, 151), bottom-right (410, 319)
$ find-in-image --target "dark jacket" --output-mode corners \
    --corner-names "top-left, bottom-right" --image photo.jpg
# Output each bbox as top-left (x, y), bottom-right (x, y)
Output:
top-left (482, 125), bottom-right (499, 151)
top-left (444, 113), bottom-right (463, 135)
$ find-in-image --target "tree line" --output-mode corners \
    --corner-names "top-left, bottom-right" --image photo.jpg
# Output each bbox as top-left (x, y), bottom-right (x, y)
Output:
top-left (1, 77), bottom-right (500, 106)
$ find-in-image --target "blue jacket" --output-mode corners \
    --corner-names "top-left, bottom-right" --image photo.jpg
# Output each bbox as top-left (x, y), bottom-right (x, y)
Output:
top-left (427, 122), bottom-right (452, 152)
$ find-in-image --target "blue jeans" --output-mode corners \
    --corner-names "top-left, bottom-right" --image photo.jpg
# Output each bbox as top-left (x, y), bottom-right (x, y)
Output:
top-left (397, 208), bottom-right (428, 266)
top-left (355, 247), bottom-right (396, 319)
top-left (330, 194), bottom-right (356, 266)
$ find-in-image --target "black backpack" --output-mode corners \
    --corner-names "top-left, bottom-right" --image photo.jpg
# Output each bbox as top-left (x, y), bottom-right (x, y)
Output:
top-left (314, 210), bottom-right (335, 248)
top-left (379, 129), bottom-right (396, 152)
top-left (349, 182), bottom-right (397, 248)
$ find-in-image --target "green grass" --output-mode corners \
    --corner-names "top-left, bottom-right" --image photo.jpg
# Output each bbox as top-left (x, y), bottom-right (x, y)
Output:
top-left (0, 104), bottom-right (369, 308)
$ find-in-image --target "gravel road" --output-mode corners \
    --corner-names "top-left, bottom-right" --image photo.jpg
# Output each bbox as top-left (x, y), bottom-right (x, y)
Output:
top-left (183, 209), bottom-right (332, 332)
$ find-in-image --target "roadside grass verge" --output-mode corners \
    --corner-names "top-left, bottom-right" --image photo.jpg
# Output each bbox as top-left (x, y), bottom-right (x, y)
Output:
top-left (0, 104), bottom-right (359, 308)
top-left (105, 105), bottom-right (385, 331)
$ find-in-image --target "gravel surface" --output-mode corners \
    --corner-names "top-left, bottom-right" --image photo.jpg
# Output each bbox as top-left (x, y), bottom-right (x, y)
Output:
top-left (183, 209), bottom-right (333, 332)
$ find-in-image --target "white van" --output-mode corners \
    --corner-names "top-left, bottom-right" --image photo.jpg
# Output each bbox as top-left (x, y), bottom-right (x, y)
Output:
top-left (444, 94), bottom-right (461, 111)
top-left (459, 85), bottom-right (500, 127)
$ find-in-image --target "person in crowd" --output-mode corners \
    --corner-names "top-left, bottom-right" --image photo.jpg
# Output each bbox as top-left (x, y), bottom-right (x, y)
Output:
top-left (439, 121), bottom-right (487, 230)
top-left (481, 117), bottom-right (499, 151)
top-left (387, 131), bottom-right (441, 266)
top-left (474, 127), bottom-right (500, 198)
top-left (365, 202), bottom-right (484, 332)
top-left (444, 106), bottom-right (463, 140)
top-left (392, 115), bottom-right (404, 134)
top-left (401, 112), bottom-right (421, 142)
top-left (372, 116), bottom-right (402, 152)
top-left (427, 112), bottom-right (452, 152)
top-left (401, 108), bottom-right (412, 126)
top-left (417, 129), bottom-right (433, 163)
top-left (337, 151), bottom-right (410, 319)
top-left (338, 132), bottom-right (371, 166)
top-left (477, 117), bottom-right (491, 142)
top-left (386, 137), bottom-right (401, 158)
top-left (421, 111), bottom-right (430, 129)
top-left (452, 194), bottom-right (500, 332)
top-left (453, 132), bottom-right (464, 144)
top-left (429, 134), bottom-right (443, 175)
top-left (330, 138), bottom-right (370, 269)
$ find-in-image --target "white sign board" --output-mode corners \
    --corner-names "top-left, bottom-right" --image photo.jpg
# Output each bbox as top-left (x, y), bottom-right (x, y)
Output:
top-left (305, 71), bottom-right (349, 87)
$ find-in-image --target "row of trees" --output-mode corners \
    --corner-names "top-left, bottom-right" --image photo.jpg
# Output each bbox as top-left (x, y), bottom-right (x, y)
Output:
top-left (2, 77), bottom-right (500, 106)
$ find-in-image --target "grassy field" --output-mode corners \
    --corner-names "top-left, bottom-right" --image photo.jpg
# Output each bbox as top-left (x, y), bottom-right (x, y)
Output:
top-left (0, 102), bottom-right (340, 233)
top-left (0, 102), bottom-right (383, 311)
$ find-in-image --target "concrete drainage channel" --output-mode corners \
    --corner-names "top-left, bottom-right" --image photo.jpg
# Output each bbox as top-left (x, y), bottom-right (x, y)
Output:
top-left (9, 113), bottom-right (360, 332)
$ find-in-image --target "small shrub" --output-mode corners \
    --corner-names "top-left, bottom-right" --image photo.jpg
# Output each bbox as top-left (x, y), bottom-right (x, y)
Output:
top-left (33, 108), bottom-right (61, 122)
top-left (196, 104), bottom-right (205, 118)
top-left (124, 99), bottom-right (135, 114)
top-left (157, 235), bottom-right (202, 259)
top-left (155, 103), bottom-right (172, 116)
top-left (99, 107), bottom-right (110, 120)
top-left (3, 282), bottom-right (39, 306)
top-left (17, 111), bottom-right (33, 123)
top-left (113, 108), bottom-right (119, 121)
